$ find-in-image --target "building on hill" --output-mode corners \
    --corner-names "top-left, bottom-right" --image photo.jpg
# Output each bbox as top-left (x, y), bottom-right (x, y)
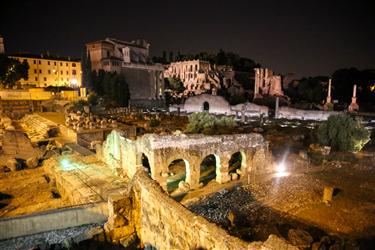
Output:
top-left (8, 54), bottom-right (82, 88)
top-left (164, 60), bottom-right (237, 96)
top-left (86, 38), bottom-right (165, 108)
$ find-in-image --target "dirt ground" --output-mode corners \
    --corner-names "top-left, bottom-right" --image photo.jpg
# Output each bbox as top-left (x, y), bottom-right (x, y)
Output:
top-left (0, 166), bottom-right (71, 218)
top-left (187, 122), bottom-right (375, 249)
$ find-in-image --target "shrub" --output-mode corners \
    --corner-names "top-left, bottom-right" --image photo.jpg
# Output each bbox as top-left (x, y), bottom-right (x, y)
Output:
top-left (185, 112), bottom-right (236, 135)
top-left (317, 114), bottom-right (370, 152)
top-left (149, 118), bottom-right (160, 127)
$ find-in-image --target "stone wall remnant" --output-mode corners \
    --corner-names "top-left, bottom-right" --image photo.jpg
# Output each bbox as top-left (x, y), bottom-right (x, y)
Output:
top-left (98, 130), bottom-right (272, 191)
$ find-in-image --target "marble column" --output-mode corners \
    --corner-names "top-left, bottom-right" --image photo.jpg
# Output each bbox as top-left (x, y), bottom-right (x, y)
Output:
top-left (348, 84), bottom-right (359, 112)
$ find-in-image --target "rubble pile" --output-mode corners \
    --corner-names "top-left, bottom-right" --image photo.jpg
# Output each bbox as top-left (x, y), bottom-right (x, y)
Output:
top-left (65, 111), bottom-right (118, 131)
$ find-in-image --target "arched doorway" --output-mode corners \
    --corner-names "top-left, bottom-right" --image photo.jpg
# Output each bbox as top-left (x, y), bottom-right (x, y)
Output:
top-left (203, 101), bottom-right (209, 111)
top-left (141, 153), bottom-right (151, 176)
top-left (199, 154), bottom-right (219, 186)
top-left (167, 159), bottom-right (189, 194)
top-left (228, 151), bottom-right (244, 175)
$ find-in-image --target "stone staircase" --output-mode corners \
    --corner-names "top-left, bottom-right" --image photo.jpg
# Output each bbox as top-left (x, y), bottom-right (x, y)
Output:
top-left (20, 114), bottom-right (59, 141)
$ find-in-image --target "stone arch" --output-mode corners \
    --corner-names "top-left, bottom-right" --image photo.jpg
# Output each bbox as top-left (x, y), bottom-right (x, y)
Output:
top-left (203, 101), bottom-right (210, 111)
top-left (199, 154), bottom-right (219, 186)
top-left (228, 151), bottom-right (247, 178)
top-left (166, 158), bottom-right (190, 194)
top-left (136, 152), bottom-right (152, 176)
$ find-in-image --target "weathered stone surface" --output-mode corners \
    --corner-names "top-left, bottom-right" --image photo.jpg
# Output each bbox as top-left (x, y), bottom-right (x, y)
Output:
top-left (6, 159), bottom-right (19, 171)
top-left (26, 157), bottom-right (39, 169)
top-left (287, 229), bottom-right (313, 248)
top-left (98, 130), bottom-right (270, 191)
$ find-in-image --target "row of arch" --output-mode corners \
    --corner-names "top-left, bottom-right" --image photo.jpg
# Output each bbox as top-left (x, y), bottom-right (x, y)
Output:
top-left (140, 151), bottom-right (246, 194)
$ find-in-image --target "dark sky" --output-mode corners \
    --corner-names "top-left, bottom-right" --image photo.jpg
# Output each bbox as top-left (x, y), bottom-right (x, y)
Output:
top-left (1, 0), bottom-right (374, 77)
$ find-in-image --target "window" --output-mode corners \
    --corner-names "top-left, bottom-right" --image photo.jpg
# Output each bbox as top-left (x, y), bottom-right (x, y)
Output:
top-left (66, 78), bottom-right (69, 81)
top-left (60, 71), bottom-right (63, 75)
top-left (60, 62), bottom-right (62, 66)
top-left (54, 62), bottom-right (56, 66)
top-left (39, 69), bottom-right (42, 73)
top-left (72, 63), bottom-right (76, 67)
top-left (33, 60), bottom-right (36, 64)
top-left (34, 69), bottom-right (37, 74)
top-left (44, 77), bottom-right (47, 81)
top-left (48, 61), bottom-right (50, 65)
top-left (66, 63), bottom-right (68, 66)
top-left (38, 60), bottom-right (41, 64)
top-left (66, 71), bottom-right (68, 75)
top-left (48, 70), bottom-right (51, 74)
top-left (72, 69), bottom-right (76, 75)
top-left (35, 77), bottom-right (38, 81)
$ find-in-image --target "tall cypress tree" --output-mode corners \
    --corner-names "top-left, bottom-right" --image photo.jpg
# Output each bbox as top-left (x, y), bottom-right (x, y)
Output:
top-left (81, 48), bottom-right (92, 89)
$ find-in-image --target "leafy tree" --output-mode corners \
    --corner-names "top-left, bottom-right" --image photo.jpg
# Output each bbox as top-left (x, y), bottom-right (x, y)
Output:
top-left (185, 112), bottom-right (236, 135)
top-left (0, 54), bottom-right (29, 88)
top-left (87, 92), bottom-right (98, 106)
top-left (297, 76), bottom-right (327, 104)
top-left (91, 70), bottom-right (130, 107)
top-left (317, 114), bottom-right (370, 152)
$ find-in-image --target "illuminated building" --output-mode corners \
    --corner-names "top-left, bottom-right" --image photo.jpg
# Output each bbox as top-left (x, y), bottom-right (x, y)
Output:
top-left (86, 38), bottom-right (164, 108)
top-left (8, 54), bottom-right (82, 88)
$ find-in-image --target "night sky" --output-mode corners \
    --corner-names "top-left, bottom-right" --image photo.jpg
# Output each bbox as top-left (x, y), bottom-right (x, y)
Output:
top-left (1, 0), bottom-right (374, 77)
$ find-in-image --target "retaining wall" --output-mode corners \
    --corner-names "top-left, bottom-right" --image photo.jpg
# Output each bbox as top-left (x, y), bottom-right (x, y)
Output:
top-left (0, 202), bottom-right (108, 240)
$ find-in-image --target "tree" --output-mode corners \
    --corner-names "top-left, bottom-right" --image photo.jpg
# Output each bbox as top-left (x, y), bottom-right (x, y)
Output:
top-left (92, 70), bottom-right (130, 107)
top-left (296, 76), bottom-right (327, 104)
top-left (317, 114), bottom-right (370, 152)
top-left (0, 54), bottom-right (29, 88)
top-left (81, 49), bottom-right (92, 89)
top-left (185, 112), bottom-right (236, 135)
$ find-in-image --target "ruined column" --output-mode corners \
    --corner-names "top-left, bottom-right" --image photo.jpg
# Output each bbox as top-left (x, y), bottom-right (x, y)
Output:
top-left (348, 84), bottom-right (359, 112)
top-left (254, 68), bottom-right (260, 99)
top-left (275, 96), bottom-right (279, 119)
top-left (324, 79), bottom-right (332, 111)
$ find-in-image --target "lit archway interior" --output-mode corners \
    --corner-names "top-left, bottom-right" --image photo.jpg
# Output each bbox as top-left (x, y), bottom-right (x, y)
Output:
top-left (141, 153), bottom-right (151, 176)
top-left (228, 152), bottom-right (243, 175)
top-left (200, 154), bottom-right (219, 186)
top-left (167, 159), bottom-right (189, 193)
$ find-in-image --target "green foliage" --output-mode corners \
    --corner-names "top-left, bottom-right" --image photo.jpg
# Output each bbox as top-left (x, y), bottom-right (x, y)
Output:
top-left (87, 92), bottom-right (98, 106)
top-left (91, 70), bottom-right (130, 107)
top-left (69, 100), bottom-right (88, 112)
top-left (297, 76), bottom-right (327, 104)
top-left (0, 54), bottom-right (29, 88)
top-left (228, 94), bottom-right (247, 105)
top-left (185, 112), bottom-right (236, 135)
top-left (317, 114), bottom-right (370, 152)
top-left (149, 118), bottom-right (160, 127)
top-left (165, 77), bottom-right (185, 93)
top-left (81, 50), bottom-right (92, 88)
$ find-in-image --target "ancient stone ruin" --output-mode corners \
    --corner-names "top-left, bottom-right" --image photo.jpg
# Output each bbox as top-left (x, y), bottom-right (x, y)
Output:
top-left (97, 130), bottom-right (272, 191)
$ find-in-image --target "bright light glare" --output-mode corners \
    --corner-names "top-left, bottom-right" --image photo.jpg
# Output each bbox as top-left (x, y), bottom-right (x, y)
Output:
top-left (275, 162), bottom-right (289, 177)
